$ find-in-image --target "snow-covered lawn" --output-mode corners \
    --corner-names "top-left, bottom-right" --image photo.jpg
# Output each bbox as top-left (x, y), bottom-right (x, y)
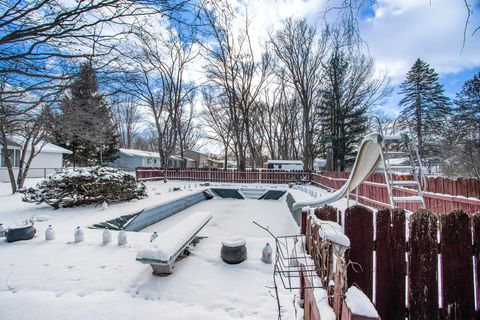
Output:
top-left (0, 179), bottom-right (349, 320)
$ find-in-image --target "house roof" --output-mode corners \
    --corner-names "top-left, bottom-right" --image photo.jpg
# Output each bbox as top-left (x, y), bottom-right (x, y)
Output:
top-left (7, 136), bottom-right (72, 154)
top-left (41, 143), bottom-right (73, 154)
top-left (266, 160), bottom-right (303, 164)
top-left (184, 149), bottom-right (208, 156)
top-left (120, 149), bottom-right (195, 162)
top-left (119, 148), bottom-right (159, 158)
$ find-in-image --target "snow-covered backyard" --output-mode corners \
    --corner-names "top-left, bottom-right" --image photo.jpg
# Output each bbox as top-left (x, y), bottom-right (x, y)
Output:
top-left (0, 179), bottom-right (353, 320)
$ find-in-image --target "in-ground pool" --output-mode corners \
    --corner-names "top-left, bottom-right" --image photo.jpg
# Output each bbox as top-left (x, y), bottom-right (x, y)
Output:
top-left (141, 198), bottom-right (298, 237)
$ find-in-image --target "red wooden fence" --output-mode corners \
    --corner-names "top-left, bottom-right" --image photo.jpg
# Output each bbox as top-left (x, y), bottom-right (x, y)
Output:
top-left (302, 206), bottom-right (379, 320)
top-left (136, 167), bottom-right (309, 184)
top-left (343, 206), bottom-right (480, 320)
top-left (312, 172), bottom-right (480, 214)
top-left (135, 168), bottom-right (480, 213)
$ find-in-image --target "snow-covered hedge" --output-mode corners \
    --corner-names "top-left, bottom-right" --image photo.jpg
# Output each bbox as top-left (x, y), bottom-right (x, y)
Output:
top-left (20, 167), bottom-right (147, 209)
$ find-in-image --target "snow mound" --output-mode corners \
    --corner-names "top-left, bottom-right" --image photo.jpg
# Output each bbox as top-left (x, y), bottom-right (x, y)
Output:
top-left (345, 286), bottom-right (379, 318)
top-left (222, 236), bottom-right (246, 247)
top-left (137, 211), bottom-right (213, 262)
top-left (310, 214), bottom-right (350, 248)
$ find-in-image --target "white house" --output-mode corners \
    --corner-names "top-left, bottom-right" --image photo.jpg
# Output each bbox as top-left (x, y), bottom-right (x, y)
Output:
top-left (109, 148), bottom-right (196, 171)
top-left (1, 138), bottom-right (72, 182)
top-left (313, 158), bottom-right (327, 171)
top-left (264, 160), bottom-right (304, 171)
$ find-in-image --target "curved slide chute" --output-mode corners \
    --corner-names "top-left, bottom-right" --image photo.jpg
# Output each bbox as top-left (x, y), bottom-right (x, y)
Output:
top-left (293, 133), bottom-right (384, 213)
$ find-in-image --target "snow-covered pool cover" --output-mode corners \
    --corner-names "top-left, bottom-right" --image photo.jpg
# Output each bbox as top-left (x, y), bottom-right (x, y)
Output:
top-left (136, 211), bottom-right (212, 262)
top-left (345, 286), bottom-right (379, 318)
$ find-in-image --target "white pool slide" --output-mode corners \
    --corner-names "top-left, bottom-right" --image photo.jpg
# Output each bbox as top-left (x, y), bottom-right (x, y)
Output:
top-left (293, 133), bottom-right (383, 212)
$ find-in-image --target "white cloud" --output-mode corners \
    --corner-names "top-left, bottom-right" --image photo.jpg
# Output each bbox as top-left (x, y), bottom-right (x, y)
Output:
top-left (361, 0), bottom-right (480, 83)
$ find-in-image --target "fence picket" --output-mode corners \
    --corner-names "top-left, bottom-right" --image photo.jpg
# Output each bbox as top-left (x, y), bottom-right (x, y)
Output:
top-left (314, 206), bottom-right (338, 223)
top-left (344, 205), bottom-right (374, 299)
top-left (409, 209), bottom-right (439, 319)
top-left (375, 208), bottom-right (406, 320)
top-left (440, 210), bottom-right (475, 319)
top-left (472, 212), bottom-right (480, 317)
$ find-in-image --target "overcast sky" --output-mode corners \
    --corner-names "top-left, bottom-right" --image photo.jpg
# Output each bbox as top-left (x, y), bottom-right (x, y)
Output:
top-left (238, 0), bottom-right (480, 116)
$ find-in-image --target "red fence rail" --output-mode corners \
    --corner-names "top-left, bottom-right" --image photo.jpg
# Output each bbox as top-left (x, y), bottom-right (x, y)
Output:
top-left (136, 167), bottom-right (309, 184)
top-left (312, 172), bottom-right (480, 214)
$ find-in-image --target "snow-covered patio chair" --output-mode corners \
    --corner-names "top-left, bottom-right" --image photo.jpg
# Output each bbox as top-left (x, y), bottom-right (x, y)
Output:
top-left (136, 212), bottom-right (212, 275)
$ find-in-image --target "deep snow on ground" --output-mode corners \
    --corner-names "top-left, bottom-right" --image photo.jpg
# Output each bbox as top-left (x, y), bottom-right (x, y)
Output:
top-left (0, 179), bottom-right (351, 320)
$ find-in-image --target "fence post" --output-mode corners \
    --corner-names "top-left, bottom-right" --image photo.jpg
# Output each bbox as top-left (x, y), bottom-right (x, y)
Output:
top-left (472, 212), bottom-right (480, 315)
top-left (301, 208), bottom-right (308, 235)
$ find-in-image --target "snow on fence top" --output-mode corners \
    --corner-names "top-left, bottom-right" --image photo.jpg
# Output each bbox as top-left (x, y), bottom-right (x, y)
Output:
top-left (345, 286), bottom-right (379, 318)
top-left (136, 211), bottom-right (212, 262)
top-left (309, 211), bottom-right (350, 248)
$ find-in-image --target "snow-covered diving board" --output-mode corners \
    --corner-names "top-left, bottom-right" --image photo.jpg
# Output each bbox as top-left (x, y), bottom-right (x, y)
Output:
top-left (136, 212), bottom-right (213, 275)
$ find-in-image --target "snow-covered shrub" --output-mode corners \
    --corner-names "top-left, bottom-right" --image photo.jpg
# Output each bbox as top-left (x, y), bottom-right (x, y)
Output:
top-left (20, 167), bottom-right (147, 209)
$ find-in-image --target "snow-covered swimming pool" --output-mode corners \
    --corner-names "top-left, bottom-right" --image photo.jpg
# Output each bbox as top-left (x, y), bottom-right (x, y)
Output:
top-left (141, 198), bottom-right (298, 237)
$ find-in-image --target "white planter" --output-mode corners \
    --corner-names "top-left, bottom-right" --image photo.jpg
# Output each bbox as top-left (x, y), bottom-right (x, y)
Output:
top-left (262, 243), bottom-right (272, 264)
top-left (117, 230), bottom-right (127, 246)
top-left (102, 228), bottom-right (112, 244)
top-left (45, 225), bottom-right (55, 240)
top-left (74, 226), bottom-right (84, 243)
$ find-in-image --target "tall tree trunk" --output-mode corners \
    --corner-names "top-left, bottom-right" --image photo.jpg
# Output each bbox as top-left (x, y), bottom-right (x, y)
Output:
top-left (0, 129), bottom-right (17, 193)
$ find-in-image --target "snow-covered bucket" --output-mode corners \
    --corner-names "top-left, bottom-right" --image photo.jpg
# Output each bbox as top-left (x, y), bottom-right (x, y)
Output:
top-left (221, 237), bottom-right (247, 264)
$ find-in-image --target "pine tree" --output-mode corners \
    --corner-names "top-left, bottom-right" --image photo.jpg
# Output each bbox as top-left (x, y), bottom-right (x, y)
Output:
top-left (398, 59), bottom-right (451, 158)
top-left (54, 63), bottom-right (118, 166)
top-left (317, 47), bottom-right (380, 171)
top-left (455, 72), bottom-right (480, 140)
top-left (445, 72), bottom-right (480, 178)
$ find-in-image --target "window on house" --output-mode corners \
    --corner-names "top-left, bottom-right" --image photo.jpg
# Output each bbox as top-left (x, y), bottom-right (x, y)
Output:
top-left (0, 148), bottom-right (20, 168)
top-left (14, 150), bottom-right (20, 167)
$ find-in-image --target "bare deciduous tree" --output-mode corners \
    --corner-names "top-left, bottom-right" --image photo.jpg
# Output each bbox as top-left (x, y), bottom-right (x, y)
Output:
top-left (111, 95), bottom-right (143, 149)
top-left (269, 18), bottom-right (328, 170)
top-left (202, 2), bottom-right (270, 170)
top-left (123, 24), bottom-right (197, 181)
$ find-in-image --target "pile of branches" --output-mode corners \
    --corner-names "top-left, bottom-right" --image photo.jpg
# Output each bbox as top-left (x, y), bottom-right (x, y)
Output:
top-left (20, 167), bottom-right (147, 209)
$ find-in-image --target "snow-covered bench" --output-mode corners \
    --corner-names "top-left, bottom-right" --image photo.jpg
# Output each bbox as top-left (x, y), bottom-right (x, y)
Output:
top-left (136, 212), bottom-right (212, 275)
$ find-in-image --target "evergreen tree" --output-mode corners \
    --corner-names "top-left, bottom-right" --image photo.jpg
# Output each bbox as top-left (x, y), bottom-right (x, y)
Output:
top-left (398, 59), bottom-right (451, 158)
top-left (54, 63), bottom-right (118, 166)
top-left (444, 72), bottom-right (480, 178)
top-left (317, 46), bottom-right (383, 171)
top-left (455, 72), bottom-right (480, 140)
